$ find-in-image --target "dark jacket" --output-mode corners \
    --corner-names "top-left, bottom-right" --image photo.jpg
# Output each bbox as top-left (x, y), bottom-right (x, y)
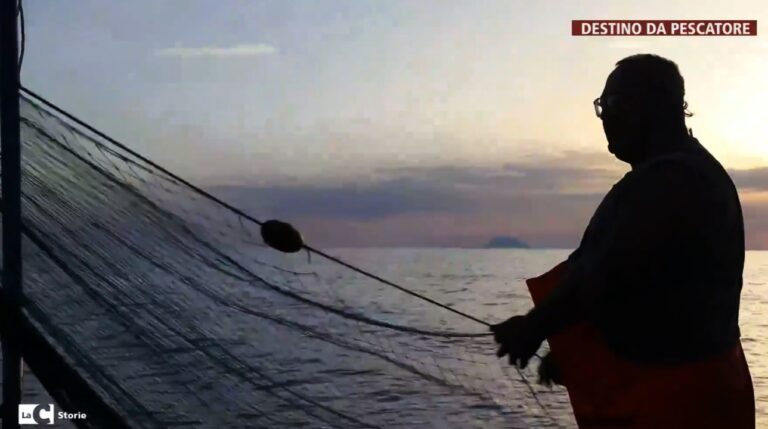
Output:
top-left (569, 137), bottom-right (744, 364)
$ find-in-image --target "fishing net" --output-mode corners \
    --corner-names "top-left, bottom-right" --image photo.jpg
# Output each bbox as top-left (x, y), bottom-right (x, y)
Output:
top-left (1, 89), bottom-right (574, 428)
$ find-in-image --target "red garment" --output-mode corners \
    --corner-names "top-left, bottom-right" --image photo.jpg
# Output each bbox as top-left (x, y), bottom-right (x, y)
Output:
top-left (527, 261), bottom-right (755, 429)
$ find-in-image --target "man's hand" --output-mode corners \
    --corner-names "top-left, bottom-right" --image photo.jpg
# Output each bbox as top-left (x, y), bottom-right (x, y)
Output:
top-left (490, 315), bottom-right (544, 369)
top-left (537, 351), bottom-right (564, 387)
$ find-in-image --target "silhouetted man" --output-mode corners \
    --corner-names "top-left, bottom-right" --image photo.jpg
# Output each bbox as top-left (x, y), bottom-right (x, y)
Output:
top-left (491, 54), bottom-right (754, 428)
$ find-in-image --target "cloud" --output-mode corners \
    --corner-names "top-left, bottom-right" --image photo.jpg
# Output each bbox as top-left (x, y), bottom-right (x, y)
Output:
top-left (155, 43), bottom-right (277, 58)
top-left (729, 167), bottom-right (768, 191)
top-left (209, 153), bottom-right (621, 247)
top-left (214, 156), bottom-right (621, 219)
top-left (208, 155), bottom-right (768, 249)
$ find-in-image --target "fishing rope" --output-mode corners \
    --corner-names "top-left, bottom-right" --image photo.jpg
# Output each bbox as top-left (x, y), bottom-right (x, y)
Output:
top-left (20, 107), bottom-right (487, 340)
top-left (17, 85), bottom-right (562, 426)
top-left (19, 85), bottom-right (492, 330)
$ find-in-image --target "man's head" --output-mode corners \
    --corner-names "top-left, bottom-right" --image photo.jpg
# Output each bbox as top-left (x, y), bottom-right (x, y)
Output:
top-left (597, 54), bottom-right (690, 164)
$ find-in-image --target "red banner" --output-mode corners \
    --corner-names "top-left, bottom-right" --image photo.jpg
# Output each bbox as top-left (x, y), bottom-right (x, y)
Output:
top-left (572, 20), bottom-right (757, 36)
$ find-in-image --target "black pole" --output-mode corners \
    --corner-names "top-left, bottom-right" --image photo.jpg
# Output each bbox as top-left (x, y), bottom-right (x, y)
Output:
top-left (0, 0), bottom-right (23, 427)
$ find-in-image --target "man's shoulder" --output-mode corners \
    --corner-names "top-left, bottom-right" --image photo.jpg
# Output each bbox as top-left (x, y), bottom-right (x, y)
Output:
top-left (628, 147), bottom-right (726, 190)
top-left (623, 157), bottom-right (696, 195)
top-left (610, 155), bottom-right (715, 219)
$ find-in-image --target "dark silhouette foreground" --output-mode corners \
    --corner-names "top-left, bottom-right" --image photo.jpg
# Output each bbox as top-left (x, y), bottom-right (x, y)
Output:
top-left (491, 54), bottom-right (755, 429)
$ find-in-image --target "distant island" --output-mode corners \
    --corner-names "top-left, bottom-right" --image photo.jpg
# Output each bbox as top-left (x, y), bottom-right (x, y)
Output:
top-left (484, 236), bottom-right (531, 249)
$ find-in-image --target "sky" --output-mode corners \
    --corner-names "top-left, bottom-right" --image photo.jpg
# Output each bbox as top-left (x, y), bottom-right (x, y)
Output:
top-left (21, 0), bottom-right (768, 248)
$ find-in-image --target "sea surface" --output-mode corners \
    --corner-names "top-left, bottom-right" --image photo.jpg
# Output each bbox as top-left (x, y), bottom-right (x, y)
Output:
top-left (4, 248), bottom-right (768, 428)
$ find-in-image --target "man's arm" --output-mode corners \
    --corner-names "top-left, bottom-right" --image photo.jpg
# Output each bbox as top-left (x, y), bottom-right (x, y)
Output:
top-left (492, 160), bottom-right (696, 365)
top-left (527, 161), bottom-right (694, 338)
top-left (524, 254), bottom-right (597, 338)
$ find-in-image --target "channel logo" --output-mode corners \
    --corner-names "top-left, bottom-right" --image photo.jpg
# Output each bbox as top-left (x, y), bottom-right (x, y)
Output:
top-left (18, 404), bottom-right (54, 425)
top-left (18, 404), bottom-right (87, 425)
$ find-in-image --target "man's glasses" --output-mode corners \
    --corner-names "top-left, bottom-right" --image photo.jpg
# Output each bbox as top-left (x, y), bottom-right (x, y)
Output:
top-left (593, 95), bottom-right (621, 118)
top-left (595, 92), bottom-right (675, 118)
top-left (593, 97), bottom-right (604, 118)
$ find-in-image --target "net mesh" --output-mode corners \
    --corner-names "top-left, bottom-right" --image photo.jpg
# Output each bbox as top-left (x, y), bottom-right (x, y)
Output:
top-left (1, 92), bottom-right (572, 428)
